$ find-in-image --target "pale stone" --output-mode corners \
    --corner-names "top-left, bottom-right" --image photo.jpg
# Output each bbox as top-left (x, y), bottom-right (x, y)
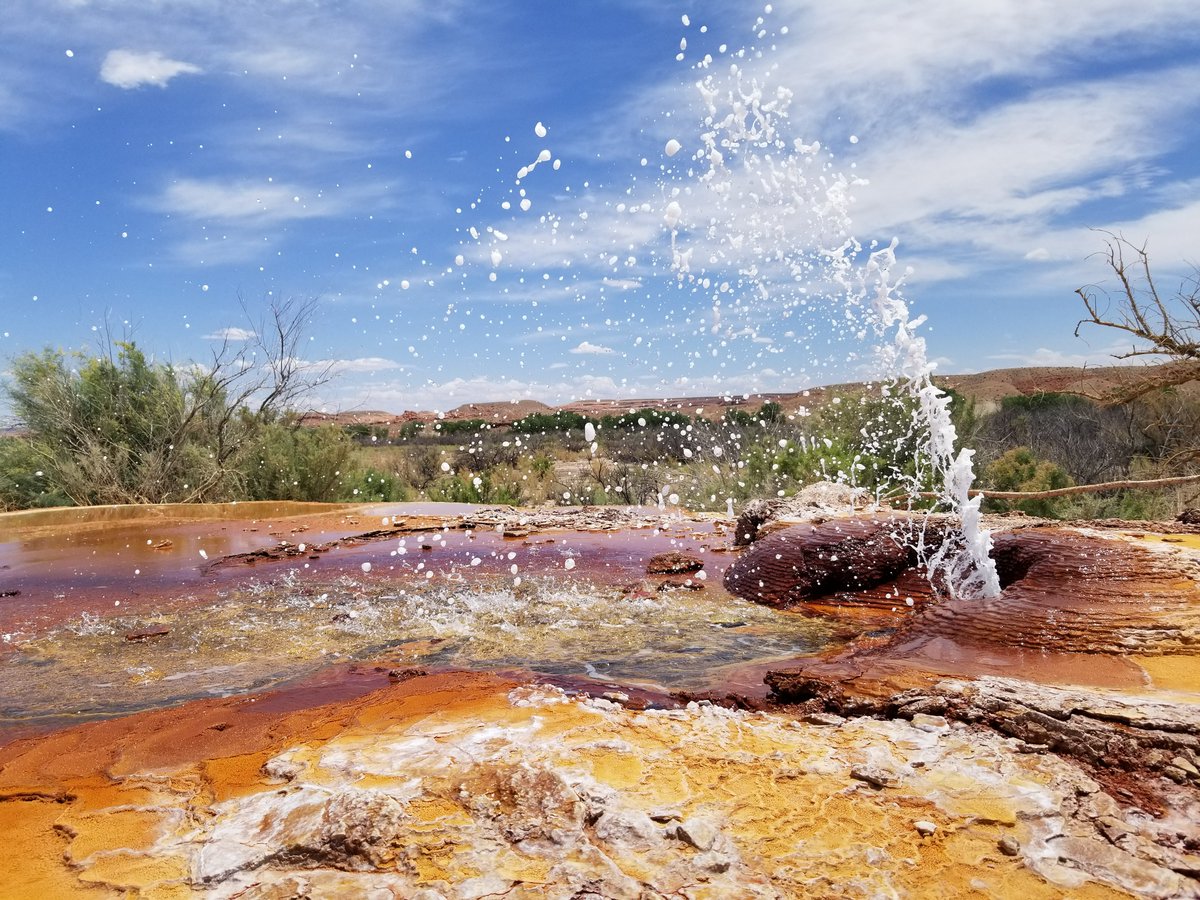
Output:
top-left (675, 817), bottom-right (719, 851)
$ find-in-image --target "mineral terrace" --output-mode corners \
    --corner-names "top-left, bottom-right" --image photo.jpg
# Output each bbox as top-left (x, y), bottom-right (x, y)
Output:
top-left (1, 498), bottom-right (1198, 898)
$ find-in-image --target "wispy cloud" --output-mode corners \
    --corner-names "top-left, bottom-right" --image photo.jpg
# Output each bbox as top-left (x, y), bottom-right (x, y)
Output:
top-left (569, 341), bottom-right (617, 356)
top-left (203, 326), bottom-right (255, 341)
top-left (157, 179), bottom-right (344, 224)
top-left (322, 356), bottom-right (406, 374)
top-left (987, 345), bottom-right (1148, 369)
top-left (849, 68), bottom-right (1200, 247)
top-left (99, 49), bottom-right (200, 89)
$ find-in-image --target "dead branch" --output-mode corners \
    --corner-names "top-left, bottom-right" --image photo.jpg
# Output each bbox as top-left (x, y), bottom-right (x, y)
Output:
top-left (913, 472), bottom-right (1200, 501)
top-left (246, 296), bottom-right (338, 418)
top-left (1074, 232), bottom-right (1200, 405)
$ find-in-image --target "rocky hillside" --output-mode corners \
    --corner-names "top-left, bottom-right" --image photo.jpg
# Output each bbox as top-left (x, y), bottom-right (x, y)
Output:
top-left (303, 363), bottom-right (1190, 428)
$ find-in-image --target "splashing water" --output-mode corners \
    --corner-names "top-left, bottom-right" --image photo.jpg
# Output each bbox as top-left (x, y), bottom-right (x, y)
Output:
top-left (415, 10), bottom-right (1001, 598)
top-left (661, 37), bottom-right (1000, 598)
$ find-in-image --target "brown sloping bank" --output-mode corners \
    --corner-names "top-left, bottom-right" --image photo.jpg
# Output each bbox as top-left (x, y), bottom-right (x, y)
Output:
top-left (726, 517), bottom-right (1200, 841)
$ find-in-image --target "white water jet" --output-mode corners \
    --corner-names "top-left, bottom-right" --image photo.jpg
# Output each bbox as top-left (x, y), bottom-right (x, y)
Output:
top-left (669, 55), bottom-right (1000, 598)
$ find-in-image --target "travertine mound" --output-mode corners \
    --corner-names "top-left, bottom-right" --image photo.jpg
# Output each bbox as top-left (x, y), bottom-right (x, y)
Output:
top-left (2, 673), bottom-right (1185, 898)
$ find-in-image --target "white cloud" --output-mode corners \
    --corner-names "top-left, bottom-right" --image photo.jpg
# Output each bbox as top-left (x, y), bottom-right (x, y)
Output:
top-left (323, 356), bottom-right (406, 374)
top-left (203, 326), bottom-right (255, 341)
top-left (987, 344), bottom-right (1147, 369)
top-left (551, 2), bottom-right (1200, 334)
top-left (569, 341), bottom-right (617, 356)
top-left (978, 188), bottom-right (1200, 289)
top-left (763, 0), bottom-right (1200, 127)
top-left (849, 69), bottom-right (1200, 243)
top-left (157, 178), bottom-right (343, 223)
top-left (601, 276), bottom-right (643, 290)
top-left (1097, 196), bottom-right (1200, 274)
top-left (898, 255), bottom-right (974, 284)
top-left (100, 49), bottom-right (201, 89)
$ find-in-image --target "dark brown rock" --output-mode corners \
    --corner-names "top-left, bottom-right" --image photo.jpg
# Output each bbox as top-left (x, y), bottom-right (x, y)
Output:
top-left (723, 518), bottom-right (925, 606)
top-left (124, 625), bottom-right (170, 642)
top-left (733, 498), bottom-right (787, 546)
top-left (646, 552), bottom-right (704, 575)
top-left (764, 672), bottom-right (846, 707)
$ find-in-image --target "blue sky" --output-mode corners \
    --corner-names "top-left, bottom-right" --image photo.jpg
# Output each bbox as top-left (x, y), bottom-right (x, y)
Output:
top-left (2, 1), bottom-right (1200, 416)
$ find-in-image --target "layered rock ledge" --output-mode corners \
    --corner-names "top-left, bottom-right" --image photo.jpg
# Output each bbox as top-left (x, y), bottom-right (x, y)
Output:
top-left (1, 501), bottom-right (1199, 897)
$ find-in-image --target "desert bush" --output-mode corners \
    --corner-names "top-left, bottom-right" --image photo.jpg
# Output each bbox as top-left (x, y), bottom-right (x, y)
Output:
top-left (973, 393), bottom-right (1143, 485)
top-left (511, 411), bottom-right (587, 438)
top-left (336, 467), bottom-right (411, 502)
top-left (239, 422), bottom-right (354, 502)
top-left (424, 470), bottom-right (524, 505)
top-left (3, 343), bottom-right (223, 504)
top-left (454, 439), bottom-right (521, 471)
top-left (344, 424), bottom-right (392, 444)
top-left (433, 418), bottom-right (491, 437)
top-left (980, 447), bottom-right (1073, 517)
top-left (2, 298), bottom-right (336, 509)
top-left (0, 436), bottom-right (71, 509)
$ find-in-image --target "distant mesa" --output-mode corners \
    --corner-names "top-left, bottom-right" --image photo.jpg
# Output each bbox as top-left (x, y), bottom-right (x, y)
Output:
top-left (298, 363), bottom-right (1196, 432)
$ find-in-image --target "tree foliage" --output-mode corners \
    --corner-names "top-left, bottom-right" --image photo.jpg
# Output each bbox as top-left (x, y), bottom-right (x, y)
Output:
top-left (981, 447), bottom-right (1073, 517)
top-left (5, 343), bottom-right (210, 504)
top-left (1, 297), bottom-right (341, 507)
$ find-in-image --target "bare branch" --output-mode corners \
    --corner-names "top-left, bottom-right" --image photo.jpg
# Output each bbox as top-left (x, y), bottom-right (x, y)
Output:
top-left (1074, 232), bottom-right (1200, 405)
top-left (909, 472), bottom-right (1200, 502)
top-left (235, 295), bottom-right (337, 418)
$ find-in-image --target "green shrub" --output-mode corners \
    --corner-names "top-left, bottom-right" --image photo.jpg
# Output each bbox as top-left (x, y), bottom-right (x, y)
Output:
top-left (239, 423), bottom-right (354, 502)
top-left (982, 447), bottom-right (1073, 516)
top-left (336, 467), bottom-right (411, 502)
top-left (433, 418), bottom-right (490, 436)
top-left (511, 411), bottom-right (587, 434)
top-left (3, 343), bottom-right (225, 504)
top-left (0, 436), bottom-right (71, 509)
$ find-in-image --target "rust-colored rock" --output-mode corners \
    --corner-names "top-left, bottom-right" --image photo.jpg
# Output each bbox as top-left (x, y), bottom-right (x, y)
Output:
top-left (123, 625), bottom-right (170, 642)
top-left (646, 551), bottom-right (704, 574)
top-left (0, 673), bottom-right (1176, 899)
top-left (723, 517), bottom-right (926, 606)
top-left (3, 501), bottom-right (1200, 898)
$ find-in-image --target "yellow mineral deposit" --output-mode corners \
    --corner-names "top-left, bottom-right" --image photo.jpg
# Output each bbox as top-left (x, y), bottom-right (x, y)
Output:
top-left (0, 672), bottom-right (1143, 899)
top-left (1, 504), bottom-right (1199, 898)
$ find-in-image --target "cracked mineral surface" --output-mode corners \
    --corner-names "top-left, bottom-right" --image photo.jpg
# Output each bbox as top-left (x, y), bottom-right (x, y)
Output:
top-left (1, 501), bottom-right (1199, 897)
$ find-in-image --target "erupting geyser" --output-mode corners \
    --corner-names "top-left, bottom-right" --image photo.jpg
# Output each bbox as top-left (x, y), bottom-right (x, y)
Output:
top-left (655, 20), bottom-right (1000, 597)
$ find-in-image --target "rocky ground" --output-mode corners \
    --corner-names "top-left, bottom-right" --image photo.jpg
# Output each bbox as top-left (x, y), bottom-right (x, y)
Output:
top-left (0, 498), bottom-right (1198, 898)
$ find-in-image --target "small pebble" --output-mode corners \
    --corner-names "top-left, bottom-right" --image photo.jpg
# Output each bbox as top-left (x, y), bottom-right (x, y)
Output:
top-left (914, 820), bottom-right (937, 836)
top-left (998, 836), bottom-right (1020, 856)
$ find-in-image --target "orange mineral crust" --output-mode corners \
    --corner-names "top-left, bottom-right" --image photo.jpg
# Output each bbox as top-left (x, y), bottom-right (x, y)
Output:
top-left (0, 670), bottom-right (1170, 899)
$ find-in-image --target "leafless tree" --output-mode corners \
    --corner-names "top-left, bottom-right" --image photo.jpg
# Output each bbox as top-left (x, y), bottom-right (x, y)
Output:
top-left (170, 296), bottom-right (338, 500)
top-left (247, 295), bottom-right (338, 417)
top-left (1075, 233), bottom-right (1200, 405)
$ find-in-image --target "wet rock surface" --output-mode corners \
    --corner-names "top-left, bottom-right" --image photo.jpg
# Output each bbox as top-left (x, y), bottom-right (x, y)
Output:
top-left (723, 516), bottom-right (932, 606)
top-left (645, 551), bottom-right (705, 574)
top-left (1, 671), bottom-right (1185, 899)
top-left (1, 502), bottom-right (1199, 897)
